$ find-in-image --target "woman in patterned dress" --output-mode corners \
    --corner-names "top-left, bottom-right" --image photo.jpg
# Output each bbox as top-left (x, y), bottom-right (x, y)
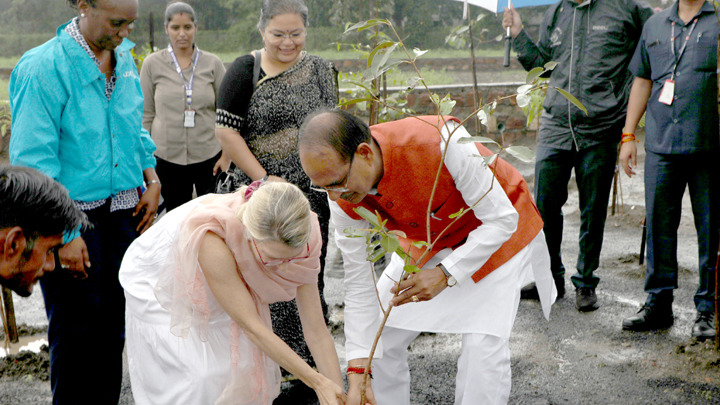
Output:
top-left (214, 0), bottom-right (338, 397)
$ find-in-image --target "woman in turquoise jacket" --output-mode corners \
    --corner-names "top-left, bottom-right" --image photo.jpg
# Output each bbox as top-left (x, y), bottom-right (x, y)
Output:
top-left (9, 0), bottom-right (159, 403)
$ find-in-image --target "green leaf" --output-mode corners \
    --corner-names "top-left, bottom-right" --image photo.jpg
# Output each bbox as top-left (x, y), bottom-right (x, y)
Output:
top-left (380, 234), bottom-right (401, 254)
top-left (411, 240), bottom-right (429, 249)
top-left (354, 207), bottom-right (380, 227)
top-left (344, 19), bottom-right (388, 34)
top-left (517, 84), bottom-right (533, 95)
top-left (343, 227), bottom-right (367, 238)
top-left (477, 110), bottom-right (488, 126)
top-left (555, 88), bottom-right (587, 115)
top-left (525, 67), bottom-right (544, 84)
top-left (376, 43), bottom-right (399, 71)
top-left (438, 94), bottom-right (456, 116)
top-left (457, 136), bottom-right (496, 144)
top-left (505, 146), bottom-right (535, 163)
top-left (367, 41), bottom-right (397, 69)
top-left (367, 247), bottom-right (386, 263)
top-left (0, 123), bottom-right (6, 137)
top-left (516, 93), bottom-right (531, 108)
top-left (345, 81), bottom-right (376, 96)
top-left (448, 208), bottom-right (465, 219)
top-left (483, 154), bottom-right (498, 166)
top-left (338, 97), bottom-right (374, 107)
top-left (403, 264), bottom-right (420, 274)
top-left (544, 61), bottom-right (558, 71)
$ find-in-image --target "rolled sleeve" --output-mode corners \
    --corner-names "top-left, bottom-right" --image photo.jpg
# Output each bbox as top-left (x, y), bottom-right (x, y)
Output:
top-left (437, 122), bottom-right (519, 285)
top-left (331, 201), bottom-right (385, 361)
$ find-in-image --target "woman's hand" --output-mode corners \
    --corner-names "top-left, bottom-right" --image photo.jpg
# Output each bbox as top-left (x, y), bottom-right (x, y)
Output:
top-left (346, 373), bottom-right (377, 405)
top-left (134, 182), bottom-right (160, 234)
top-left (58, 237), bottom-right (90, 279)
top-left (213, 152), bottom-right (231, 175)
top-left (313, 375), bottom-right (347, 405)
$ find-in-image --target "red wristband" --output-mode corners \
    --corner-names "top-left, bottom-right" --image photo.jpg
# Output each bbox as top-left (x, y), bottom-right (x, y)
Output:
top-left (347, 366), bottom-right (371, 375)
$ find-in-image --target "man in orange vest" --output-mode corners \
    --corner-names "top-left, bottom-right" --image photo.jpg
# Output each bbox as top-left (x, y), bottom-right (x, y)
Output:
top-left (299, 110), bottom-right (556, 405)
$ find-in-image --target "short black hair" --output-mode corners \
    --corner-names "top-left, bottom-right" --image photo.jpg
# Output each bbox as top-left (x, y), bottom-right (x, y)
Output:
top-left (0, 166), bottom-right (88, 239)
top-left (299, 108), bottom-right (372, 163)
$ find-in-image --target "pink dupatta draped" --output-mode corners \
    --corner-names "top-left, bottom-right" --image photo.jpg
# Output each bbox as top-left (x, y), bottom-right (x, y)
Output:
top-left (154, 193), bottom-right (322, 404)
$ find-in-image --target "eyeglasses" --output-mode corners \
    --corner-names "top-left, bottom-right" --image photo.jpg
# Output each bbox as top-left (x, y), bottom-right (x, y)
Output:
top-left (267, 30), bottom-right (306, 42)
top-left (252, 239), bottom-right (310, 267)
top-left (310, 159), bottom-right (354, 194)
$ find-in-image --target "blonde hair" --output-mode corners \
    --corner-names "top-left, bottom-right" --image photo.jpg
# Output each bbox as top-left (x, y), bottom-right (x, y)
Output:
top-left (236, 182), bottom-right (311, 248)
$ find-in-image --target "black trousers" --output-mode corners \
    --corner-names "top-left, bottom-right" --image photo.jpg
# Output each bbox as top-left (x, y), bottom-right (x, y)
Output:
top-left (42, 204), bottom-right (139, 405)
top-left (155, 152), bottom-right (221, 212)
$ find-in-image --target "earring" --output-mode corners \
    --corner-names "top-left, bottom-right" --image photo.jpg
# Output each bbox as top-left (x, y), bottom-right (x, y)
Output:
top-left (80, 13), bottom-right (85, 18)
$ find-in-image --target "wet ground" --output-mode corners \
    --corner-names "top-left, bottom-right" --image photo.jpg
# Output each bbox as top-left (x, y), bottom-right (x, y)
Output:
top-left (1, 132), bottom-right (719, 404)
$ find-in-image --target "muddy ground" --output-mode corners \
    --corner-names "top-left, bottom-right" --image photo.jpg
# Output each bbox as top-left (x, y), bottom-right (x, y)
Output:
top-left (2, 128), bottom-right (720, 404)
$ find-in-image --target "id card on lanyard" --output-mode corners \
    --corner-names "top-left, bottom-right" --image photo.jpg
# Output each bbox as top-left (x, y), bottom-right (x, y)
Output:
top-left (661, 18), bottom-right (698, 105)
top-left (168, 44), bottom-right (200, 127)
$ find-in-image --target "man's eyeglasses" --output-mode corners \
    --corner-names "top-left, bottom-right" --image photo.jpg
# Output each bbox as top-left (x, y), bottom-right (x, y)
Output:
top-left (310, 159), bottom-right (354, 194)
top-left (252, 239), bottom-right (310, 267)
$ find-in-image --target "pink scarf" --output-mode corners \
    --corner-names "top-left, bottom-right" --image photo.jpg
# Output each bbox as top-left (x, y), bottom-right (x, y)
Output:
top-left (154, 192), bottom-right (321, 404)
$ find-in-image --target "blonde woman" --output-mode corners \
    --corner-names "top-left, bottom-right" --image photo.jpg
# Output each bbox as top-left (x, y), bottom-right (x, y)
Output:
top-left (119, 182), bottom-right (345, 404)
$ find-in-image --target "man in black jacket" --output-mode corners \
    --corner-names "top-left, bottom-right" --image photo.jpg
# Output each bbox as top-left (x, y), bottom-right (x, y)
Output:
top-left (503, 0), bottom-right (653, 311)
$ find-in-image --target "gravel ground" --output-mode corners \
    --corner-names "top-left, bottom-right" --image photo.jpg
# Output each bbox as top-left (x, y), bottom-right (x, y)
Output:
top-left (2, 132), bottom-right (719, 404)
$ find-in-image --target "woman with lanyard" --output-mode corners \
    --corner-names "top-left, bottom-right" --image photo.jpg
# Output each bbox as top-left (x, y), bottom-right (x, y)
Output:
top-left (141, 1), bottom-right (226, 212)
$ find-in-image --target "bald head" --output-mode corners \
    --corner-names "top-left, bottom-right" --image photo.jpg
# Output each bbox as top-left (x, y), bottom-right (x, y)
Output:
top-left (299, 109), bottom-right (372, 164)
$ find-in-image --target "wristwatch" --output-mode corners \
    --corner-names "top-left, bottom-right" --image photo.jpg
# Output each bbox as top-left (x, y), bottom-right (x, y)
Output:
top-left (438, 263), bottom-right (457, 287)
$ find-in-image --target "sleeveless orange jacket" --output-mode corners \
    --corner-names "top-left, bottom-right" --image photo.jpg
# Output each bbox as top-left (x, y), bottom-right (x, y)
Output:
top-left (337, 116), bottom-right (543, 283)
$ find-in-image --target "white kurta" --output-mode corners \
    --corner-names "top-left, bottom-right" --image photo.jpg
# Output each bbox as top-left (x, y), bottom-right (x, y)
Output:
top-left (333, 122), bottom-right (555, 361)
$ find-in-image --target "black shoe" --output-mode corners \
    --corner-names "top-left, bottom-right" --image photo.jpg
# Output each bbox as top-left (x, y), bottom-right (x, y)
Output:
top-left (520, 282), bottom-right (540, 300)
top-left (575, 287), bottom-right (599, 312)
top-left (554, 275), bottom-right (566, 299)
top-left (691, 311), bottom-right (715, 341)
top-left (622, 303), bottom-right (674, 331)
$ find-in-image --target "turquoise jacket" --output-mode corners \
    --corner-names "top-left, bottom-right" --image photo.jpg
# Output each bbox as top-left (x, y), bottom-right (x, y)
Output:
top-left (9, 21), bottom-right (156, 203)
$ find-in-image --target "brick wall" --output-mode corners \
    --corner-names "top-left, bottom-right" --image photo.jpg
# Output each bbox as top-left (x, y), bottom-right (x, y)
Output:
top-left (344, 82), bottom-right (538, 147)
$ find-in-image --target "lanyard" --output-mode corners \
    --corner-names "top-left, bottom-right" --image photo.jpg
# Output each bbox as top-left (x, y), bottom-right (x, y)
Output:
top-left (167, 44), bottom-right (200, 108)
top-left (669, 18), bottom-right (698, 81)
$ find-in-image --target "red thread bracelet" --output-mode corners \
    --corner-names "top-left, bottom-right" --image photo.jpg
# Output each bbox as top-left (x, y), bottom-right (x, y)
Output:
top-left (347, 366), bottom-right (371, 375)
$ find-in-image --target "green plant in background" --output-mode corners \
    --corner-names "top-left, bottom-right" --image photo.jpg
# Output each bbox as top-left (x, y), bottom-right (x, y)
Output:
top-left (445, 12), bottom-right (504, 50)
top-left (131, 43), bottom-right (155, 72)
top-left (338, 17), bottom-right (585, 403)
top-left (0, 100), bottom-right (11, 155)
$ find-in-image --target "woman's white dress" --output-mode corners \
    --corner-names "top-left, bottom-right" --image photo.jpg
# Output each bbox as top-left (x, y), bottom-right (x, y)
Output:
top-left (119, 193), bottom-right (322, 405)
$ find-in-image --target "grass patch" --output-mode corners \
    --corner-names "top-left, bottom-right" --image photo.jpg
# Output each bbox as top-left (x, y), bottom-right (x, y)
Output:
top-left (0, 78), bottom-right (8, 101)
top-left (0, 56), bottom-right (19, 70)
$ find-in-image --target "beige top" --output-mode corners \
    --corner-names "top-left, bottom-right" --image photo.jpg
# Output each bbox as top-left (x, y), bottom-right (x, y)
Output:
top-left (140, 47), bottom-right (226, 165)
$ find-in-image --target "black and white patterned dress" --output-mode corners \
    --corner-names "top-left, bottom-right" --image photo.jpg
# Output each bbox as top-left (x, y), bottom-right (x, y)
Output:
top-left (216, 51), bottom-right (338, 372)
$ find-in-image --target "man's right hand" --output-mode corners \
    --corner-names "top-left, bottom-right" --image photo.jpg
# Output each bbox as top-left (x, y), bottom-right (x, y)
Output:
top-left (58, 237), bottom-right (90, 279)
top-left (619, 141), bottom-right (638, 178)
top-left (346, 373), bottom-right (377, 405)
top-left (503, 6), bottom-right (523, 39)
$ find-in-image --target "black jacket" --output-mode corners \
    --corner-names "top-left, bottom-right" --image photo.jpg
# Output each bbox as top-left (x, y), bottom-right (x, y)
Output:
top-left (513, 0), bottom-right (653, 149)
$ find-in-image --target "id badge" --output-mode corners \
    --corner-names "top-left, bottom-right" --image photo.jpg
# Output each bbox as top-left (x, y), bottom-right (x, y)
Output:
top-left (658, 79), bottom-right (675, 105)
top-left (184, 109), bottom-right (196, 128)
